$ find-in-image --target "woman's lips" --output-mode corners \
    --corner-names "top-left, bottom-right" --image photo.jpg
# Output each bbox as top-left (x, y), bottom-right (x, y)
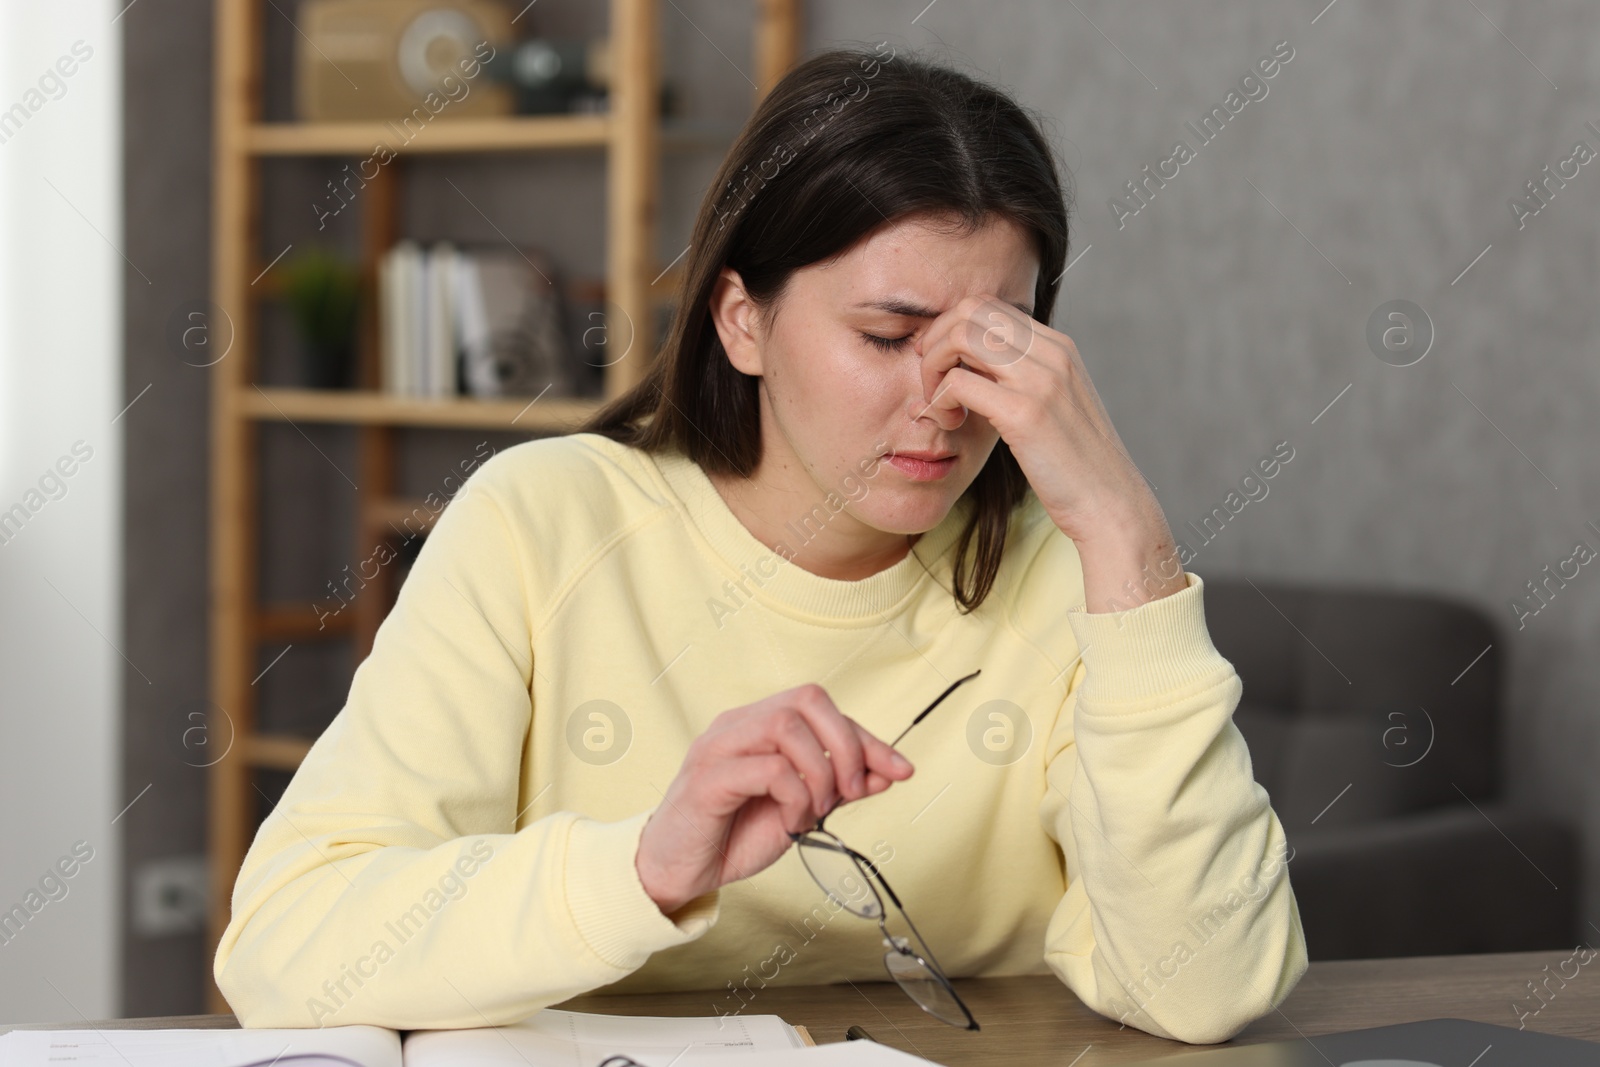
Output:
top-left (885, 453), bottom-right (957, 481)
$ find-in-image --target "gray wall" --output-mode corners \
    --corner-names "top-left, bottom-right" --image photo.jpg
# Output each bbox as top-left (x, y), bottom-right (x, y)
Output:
top-left (122, 0), bottom-right (1599, 1013)
top-left (121, 0), bottom-right (220, 1018)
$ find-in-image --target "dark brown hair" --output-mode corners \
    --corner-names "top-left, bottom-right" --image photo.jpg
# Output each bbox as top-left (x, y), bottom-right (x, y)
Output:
top-left (579, 45), bottom-right (1072, 612)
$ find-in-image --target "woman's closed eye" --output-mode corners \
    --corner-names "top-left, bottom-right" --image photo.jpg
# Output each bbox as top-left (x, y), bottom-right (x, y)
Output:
top-left (860, 330), bottom-right (915, 352)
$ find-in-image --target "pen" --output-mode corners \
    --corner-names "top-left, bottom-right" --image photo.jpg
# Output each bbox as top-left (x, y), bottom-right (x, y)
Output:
top-left (845, 1025), bottom-right (876, 1042)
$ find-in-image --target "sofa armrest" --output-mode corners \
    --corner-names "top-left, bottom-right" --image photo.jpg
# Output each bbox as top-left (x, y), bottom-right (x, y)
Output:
top-left (1282, 803), bottom-right (1580, 960)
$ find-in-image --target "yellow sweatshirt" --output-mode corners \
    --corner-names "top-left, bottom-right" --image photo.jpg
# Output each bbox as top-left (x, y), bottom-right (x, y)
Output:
top-left (214, 431), bottom-right (1307, 1043)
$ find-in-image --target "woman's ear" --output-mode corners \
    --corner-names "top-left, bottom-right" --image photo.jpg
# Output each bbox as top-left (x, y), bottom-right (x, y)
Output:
top-left (707, 266), bottom-right (764, 375)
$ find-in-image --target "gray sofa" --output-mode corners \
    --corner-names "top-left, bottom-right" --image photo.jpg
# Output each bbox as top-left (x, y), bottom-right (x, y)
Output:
top-left (1201, 576), bottom-right (1581, 960)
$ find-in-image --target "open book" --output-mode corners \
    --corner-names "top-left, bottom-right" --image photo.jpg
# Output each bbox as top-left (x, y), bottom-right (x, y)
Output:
top-left (0, 1008), bottom-right (940, 1067)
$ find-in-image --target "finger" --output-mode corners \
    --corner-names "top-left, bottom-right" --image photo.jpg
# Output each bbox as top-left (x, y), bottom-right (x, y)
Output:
top-left (912, 292), bottom-right (990, 365)
top-left (917, 296), bottom-right (1033, 401)
top-left (915, 312), bottom-right (973, 409)
top-left (747, 754), bottom-right (817, 834)
top-left (862, 769), bottom-right (897, 794)
top-left (766, 706), bottom-right (841, 814)
top-left (849, 720), bottom-right (915, 783)
top-left (963, 297), bottom-right (1040, 368)
top-left (916, 364), bottom-right (1016, 432)
top-left (785, 684), bottom-right (874, 802)
top-left (914, 332), bottom-right (996, 428)
top-left (703, 753), bottom-right (817, 833)
top-left (705, 702), bottom-right (839, 815)
top-left (917, 309), bottom-right (1030, 401)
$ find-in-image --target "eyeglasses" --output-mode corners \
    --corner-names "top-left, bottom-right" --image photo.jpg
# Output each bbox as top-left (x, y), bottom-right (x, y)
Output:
top-left (788, 668), bottom-right (983, 1031)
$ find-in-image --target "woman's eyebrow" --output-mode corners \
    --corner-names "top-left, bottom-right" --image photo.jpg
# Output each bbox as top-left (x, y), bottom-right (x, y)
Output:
top-left (854, 296), bottom-right (1035, 318)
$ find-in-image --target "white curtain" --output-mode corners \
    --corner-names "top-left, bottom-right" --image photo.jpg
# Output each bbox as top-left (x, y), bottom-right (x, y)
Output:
top-left (0, 1), bottom-right (123, 1022)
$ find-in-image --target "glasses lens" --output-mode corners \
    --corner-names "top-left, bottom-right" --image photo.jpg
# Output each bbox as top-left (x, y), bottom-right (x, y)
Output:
top-left (884, 946), bottom-right (970, 1028)
top-left (797, 836), bottom-right (883, 919)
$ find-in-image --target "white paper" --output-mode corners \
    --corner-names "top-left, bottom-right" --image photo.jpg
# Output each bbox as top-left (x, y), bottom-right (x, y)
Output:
top-left (0, 1024), bottom-right (400, 1067)
top-left (402, 1007), bottom-right (804, 1067)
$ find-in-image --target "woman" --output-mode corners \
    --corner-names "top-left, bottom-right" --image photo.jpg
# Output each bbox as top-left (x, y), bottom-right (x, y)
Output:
top-left (215, 46), bottom-right (1306, 1043)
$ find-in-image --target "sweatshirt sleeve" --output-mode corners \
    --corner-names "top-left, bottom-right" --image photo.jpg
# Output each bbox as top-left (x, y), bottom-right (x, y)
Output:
top-left (1037, 569), bottom-right (1308, 1044)
top-left (213, 468), bottom-right (721, 1030)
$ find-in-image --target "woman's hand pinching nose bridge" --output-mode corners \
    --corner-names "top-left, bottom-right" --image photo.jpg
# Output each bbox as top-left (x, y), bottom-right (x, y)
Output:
top-left (915, 293), bottom-right (1178, 573)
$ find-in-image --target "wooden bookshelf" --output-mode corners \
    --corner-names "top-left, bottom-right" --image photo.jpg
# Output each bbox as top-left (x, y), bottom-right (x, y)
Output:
top-left (204, 0), bottom-right (802, 1012)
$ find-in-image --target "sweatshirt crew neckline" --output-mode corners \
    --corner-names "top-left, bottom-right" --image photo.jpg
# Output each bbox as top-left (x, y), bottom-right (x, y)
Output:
top-left (644, 443), bottom-right (976, 623)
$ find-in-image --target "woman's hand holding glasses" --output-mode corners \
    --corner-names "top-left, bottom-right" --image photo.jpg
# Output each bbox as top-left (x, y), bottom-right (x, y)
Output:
top-left (635, 684), bottom-right (915, 917)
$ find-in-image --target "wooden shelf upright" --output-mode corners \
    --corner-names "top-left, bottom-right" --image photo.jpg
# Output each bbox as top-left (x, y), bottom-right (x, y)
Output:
top-left (204, 0), bottom-right (801, 1012)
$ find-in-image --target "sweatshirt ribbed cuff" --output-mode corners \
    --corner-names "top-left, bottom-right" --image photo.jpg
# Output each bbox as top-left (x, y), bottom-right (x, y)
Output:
top-left (563, 809), bottom-right (721, 971)
top-left (1064, 571), bottom-right (1232, 709)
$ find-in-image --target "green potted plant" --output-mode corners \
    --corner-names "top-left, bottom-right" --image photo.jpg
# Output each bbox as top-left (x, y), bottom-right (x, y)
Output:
top-left (278, 246), bottom-right (361, 389)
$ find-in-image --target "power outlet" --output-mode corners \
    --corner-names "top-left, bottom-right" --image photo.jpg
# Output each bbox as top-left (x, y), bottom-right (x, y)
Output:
top-left (132, 854), bottom-right (208, 938)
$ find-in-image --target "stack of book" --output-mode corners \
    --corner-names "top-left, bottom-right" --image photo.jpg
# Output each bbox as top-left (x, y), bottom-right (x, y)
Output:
top-left (377, 239), bottom-right (576, 399)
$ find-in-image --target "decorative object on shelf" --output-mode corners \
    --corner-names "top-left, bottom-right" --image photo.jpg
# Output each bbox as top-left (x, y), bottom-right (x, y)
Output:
top-left (277, 245), bottom-right (362, 390)
top-left (379, 239), bottom-right (576, 400)
top-left (295, 0), bottom-right (516, 122)
top-left (487, 38), bottom-right (608, 115)
top-left (483, 36), bottom-right (678, 117)
top-left (460, 245), bottom-right (575, 398)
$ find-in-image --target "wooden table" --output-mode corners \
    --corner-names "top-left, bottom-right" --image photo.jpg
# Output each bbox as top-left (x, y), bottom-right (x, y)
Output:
top-left (4, 951), bottom-right (1596, 1064)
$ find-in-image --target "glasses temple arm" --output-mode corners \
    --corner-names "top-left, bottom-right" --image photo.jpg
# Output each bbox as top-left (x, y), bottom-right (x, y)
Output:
top-left (814, 669), bottom-right (982, 833)
top-left (889, 668), bottom-right (981, 748)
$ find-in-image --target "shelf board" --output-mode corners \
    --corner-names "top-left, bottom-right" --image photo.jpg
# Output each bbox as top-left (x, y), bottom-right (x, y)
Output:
top-left (247, 114), bottom-right (610, 156)
top-left (243, 115), bottom-right (739, 157)
top-left (241, 388), bottom-right (602, 430)
top-left (366, 497), bottom-right (443, 537)
top-left (257, 602), bottom-right (355, 641)
top-left (251, 269), bottom-right (682, 307)
top-left (245, 732), bottom-right (314, 772)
